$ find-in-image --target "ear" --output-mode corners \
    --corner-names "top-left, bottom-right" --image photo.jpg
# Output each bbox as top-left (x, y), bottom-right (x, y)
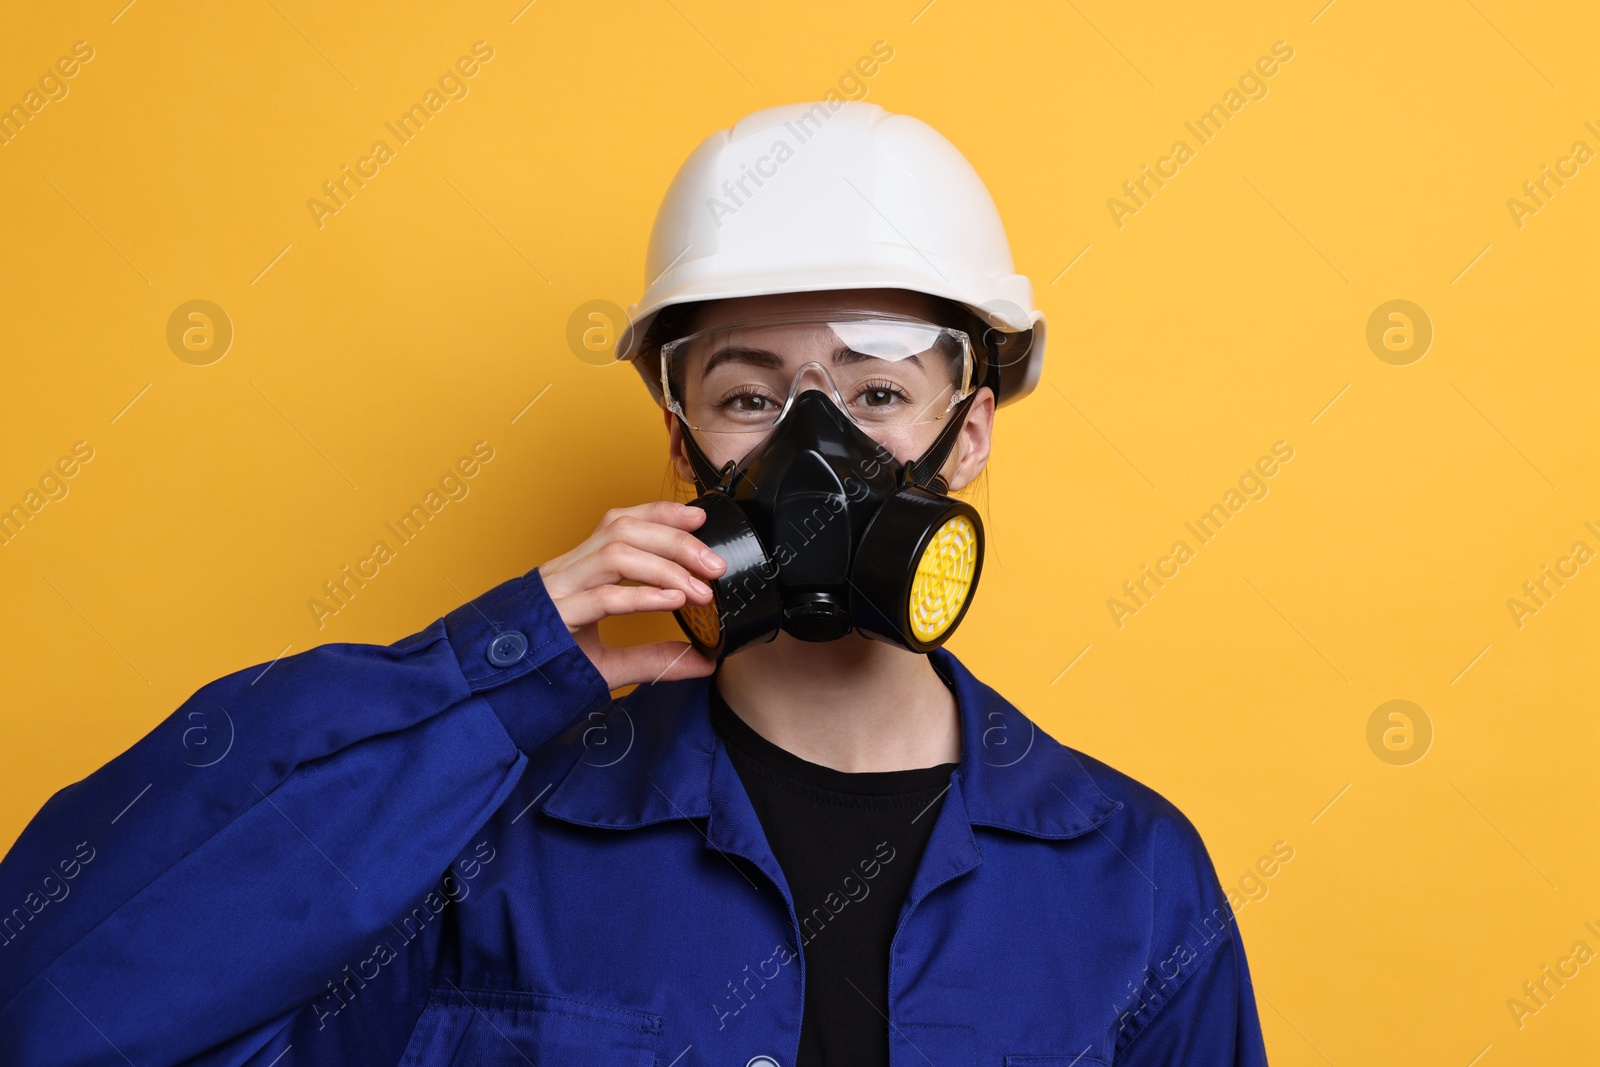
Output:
top-left (940, 385), bottom-right (994, 492)
top-left (664, 406), bottom-right (697, 484)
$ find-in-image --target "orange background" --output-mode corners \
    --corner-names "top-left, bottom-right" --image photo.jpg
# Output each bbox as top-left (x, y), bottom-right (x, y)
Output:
top-left (1, 2), bottom-right (1596, 1062)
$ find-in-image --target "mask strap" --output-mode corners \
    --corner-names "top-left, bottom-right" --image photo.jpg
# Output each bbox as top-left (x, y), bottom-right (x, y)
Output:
top-left (905, 391), bottom-right (978, 494)
top-left (676, 413), bottom-right (736, 492)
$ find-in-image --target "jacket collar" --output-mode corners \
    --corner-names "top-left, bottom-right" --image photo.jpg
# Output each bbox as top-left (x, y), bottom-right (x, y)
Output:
top-left (541, 648), bottom-right (1121, 842)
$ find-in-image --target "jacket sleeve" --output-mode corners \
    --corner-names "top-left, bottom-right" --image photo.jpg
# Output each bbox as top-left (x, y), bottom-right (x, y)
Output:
top-left (1111, 814), bottom-right (1271, 1067)
top-left (1115, 929), bottom-right (1269, 1066)
top-left (0, 566), bottom-right (612, 1067)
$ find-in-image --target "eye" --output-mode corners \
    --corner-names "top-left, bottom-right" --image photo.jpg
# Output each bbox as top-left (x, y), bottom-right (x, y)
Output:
top-left (854, 380), bottom-right (911, 408)
top-left (718, 387), bottom-right (779, 415)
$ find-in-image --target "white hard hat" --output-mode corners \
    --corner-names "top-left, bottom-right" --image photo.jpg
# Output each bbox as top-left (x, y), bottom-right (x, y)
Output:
top-left (617, 101), bottom-right (1047, 407)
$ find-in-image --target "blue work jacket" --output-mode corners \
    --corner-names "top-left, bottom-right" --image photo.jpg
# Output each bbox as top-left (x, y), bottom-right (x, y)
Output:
top-left (0, 566), bottom-right (1269, 1066)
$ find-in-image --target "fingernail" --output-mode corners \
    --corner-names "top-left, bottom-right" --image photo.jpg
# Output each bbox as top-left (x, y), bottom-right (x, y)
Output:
top-left (690, 577), bottom-right (712, 596)
top-left (701, 549), bottom-right (724, 571)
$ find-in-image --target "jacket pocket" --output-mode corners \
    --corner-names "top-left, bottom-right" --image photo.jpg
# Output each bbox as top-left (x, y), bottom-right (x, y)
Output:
top-left (399, 986), bottom-right (662, 1066)
top-left (1003, 1055), bottom-right (1111, 1066)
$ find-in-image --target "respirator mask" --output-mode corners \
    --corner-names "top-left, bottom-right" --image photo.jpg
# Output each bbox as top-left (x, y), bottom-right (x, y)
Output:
top-left (661, 310), bottom-right (986, 660)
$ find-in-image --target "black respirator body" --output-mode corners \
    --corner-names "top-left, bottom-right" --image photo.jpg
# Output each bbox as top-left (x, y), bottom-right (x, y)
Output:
top-left (673, 388), bottom-right (984, 660)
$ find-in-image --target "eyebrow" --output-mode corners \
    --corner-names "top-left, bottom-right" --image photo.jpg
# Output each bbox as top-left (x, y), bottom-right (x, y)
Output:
top-left (700, 345), bottom-right (925, 377)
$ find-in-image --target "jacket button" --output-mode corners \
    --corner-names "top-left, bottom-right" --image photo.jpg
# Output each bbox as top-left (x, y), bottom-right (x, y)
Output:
top-left (486, 630), bottom-right (528, 667)
top-left (745, 1059), bottom-right (779, 1067)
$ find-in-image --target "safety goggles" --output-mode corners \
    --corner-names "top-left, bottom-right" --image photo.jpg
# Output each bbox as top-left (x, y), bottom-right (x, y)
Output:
top-left (659, 311), bottom-right (976, 443)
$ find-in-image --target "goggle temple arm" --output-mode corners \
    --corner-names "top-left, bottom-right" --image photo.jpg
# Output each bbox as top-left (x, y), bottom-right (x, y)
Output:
top-left (673, 408), bottom-right (739, 494)
top-left (904, 389), bottom-right (979, 494)
top-left (661, 343), bottom-right (739, 493)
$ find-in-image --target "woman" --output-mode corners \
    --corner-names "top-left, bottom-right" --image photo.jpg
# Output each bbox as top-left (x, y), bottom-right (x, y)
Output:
top-left (0, 103), bottom-right (1268, 1065)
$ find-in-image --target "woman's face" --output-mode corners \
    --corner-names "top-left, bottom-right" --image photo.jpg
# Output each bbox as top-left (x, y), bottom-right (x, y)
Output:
top-left (662, 288), bottom-right (995, 490)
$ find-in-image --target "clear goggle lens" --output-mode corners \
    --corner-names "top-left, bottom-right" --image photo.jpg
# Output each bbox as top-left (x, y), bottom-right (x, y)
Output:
top-left (660, 312), bottom-right (974, 442)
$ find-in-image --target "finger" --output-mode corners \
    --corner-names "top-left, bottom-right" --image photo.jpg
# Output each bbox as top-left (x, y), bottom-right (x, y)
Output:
top-left (557, 583), bottom-right (688, 630)
top-left (600, 641), bottom-right (717, 688)
top-left (542, 503), bottom-right (712, 599)
top-left (564, 541), bottom-right (715, 604)
top-left (603, 512), bottom-right (726, 581)
top-left (598, 500), bottom-right (708, 534)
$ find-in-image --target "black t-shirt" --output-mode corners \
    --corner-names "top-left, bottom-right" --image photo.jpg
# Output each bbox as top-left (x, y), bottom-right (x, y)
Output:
top-left (709, 678), bottom-right (959, 1067)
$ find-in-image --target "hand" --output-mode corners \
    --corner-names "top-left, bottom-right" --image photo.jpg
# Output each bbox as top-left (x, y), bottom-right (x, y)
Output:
top-left (536, 501), bottom-right (726, 690)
